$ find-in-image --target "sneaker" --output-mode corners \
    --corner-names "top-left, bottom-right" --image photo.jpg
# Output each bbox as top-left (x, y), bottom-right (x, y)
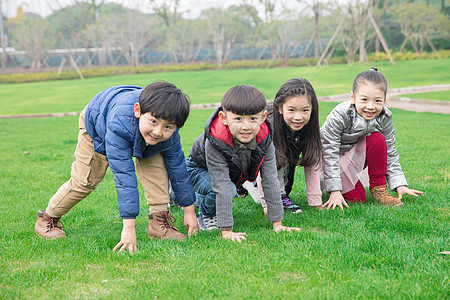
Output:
top-left (236, 185), bottom-right (248, 198)
top-left (197, 212), bottom-right (218, 230)
top-left (147, 210), bottom-right (186, 241)
top-left (281, 194), bottom-right (302, 213)
top-left (370, 185), bottom-right (403, 206)
top-left (34, 210), bottom-right (67, 239)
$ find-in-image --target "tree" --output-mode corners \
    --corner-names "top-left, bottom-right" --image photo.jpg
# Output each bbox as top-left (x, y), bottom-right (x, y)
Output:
top-left (297, 0), bottom-right (333, 58)
top-left (200, 6), bottom-right (252, 68)
top-left (117, 10), bottom-right (163, 67)
top-left (7, 15), bottom-right (53, 70)
top-left (149, 0), bottom-right (183, 63)
top-left (371, 0), bottom-right (389, 53)
top-left (242, 0), bottom-right (287, 67)
top-left (85, 17), bottom-right (116, 65)
top-left (391, 3), bottom-right (450, 53)
top-left (49, 0), bottom-right (106, 65)
top-left (172, 18), bottom-right (204, 62)
top-left (83, 3), bottom-right (134, 66)
top-left (336, 0), bottom-right (372, 63)
top-left (272, 9), bottom-right (303, 67)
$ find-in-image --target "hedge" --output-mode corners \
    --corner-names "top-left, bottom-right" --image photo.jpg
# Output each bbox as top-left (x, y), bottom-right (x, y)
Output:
top-left (1, 50), bottom-right (448, 84)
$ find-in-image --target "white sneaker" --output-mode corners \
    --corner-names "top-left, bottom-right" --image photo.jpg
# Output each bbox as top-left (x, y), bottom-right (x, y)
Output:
top-left (197, 212), bottom-right (218, 230)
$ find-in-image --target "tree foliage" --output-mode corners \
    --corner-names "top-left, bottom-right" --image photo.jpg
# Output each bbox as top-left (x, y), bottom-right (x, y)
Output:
top-left (390, 2), bottom-right (450, 53)
top-left (2, 1), bottom-right (448, 69)
top-left (6, 14), bottom-right (53, 70)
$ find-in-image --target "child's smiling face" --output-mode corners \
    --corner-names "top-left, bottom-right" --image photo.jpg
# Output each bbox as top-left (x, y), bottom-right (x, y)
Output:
top-left (219, 110), bottom-right (267, 144)
top-left (351, 84), bottom-right (385, 120)
top-left (279, 95), bottom-right (311, 131)
top-left (134, 104), bottom-right (177, 145)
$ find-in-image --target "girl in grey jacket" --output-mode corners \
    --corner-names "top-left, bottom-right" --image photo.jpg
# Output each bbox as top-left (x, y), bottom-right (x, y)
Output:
top-left (320, 68), bottom-right (423, 209)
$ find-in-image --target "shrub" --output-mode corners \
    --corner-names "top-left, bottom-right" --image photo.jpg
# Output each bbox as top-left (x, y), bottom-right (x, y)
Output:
top-left (1, 50), bottom-right (449, 84)
top-left (369, 49), bottom-right (450, 62)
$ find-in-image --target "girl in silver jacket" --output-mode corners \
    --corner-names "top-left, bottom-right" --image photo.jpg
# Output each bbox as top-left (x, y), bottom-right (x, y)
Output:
top-left (320, 68), bottom-right (423, 209)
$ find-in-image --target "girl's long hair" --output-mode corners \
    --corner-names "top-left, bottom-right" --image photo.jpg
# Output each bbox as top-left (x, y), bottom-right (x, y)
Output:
top-left (271, 78), bottom-right (322, 170)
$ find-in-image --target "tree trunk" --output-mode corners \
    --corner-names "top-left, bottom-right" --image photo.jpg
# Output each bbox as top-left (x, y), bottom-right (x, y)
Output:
top-left (399, 37), bottom-right (408, 52)
top-left (410, 35), bottom-right (419, 53)
top-left (375, 35), bottom-right (380, 52)
top-left (134, 48), bottom-right (139, 67)
top-left (314, 9), bottom-right (320, 58)
top-left (266, 44), bottom-right (279, 68)
top-left (358, 28), bottom-right (367, 62)
top-left (84, 41), bottom-right (90, 67)
top-left (419, 34), bottom-right (425, 53)
top-left (214, 28), bottom-right (225, 68)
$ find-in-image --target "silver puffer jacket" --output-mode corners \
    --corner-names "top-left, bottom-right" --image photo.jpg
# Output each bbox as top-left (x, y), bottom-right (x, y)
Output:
top-left (320, 101), bottom-right (407, 192)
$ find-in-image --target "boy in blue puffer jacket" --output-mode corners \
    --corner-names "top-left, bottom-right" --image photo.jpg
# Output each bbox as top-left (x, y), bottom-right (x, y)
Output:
top-left (34, 82), bottom-right (199, 254)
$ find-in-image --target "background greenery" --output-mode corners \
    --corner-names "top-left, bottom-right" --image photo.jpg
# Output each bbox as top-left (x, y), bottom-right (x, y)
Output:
top-left (1, 50), bottom-right (449, 84)
top-left (3, 0), bottom-right (449, 72)
top-left (0, 60), bottom-right (448, 299)
top-left (1, 58), bottom-right (449, 116)
top-left (398, 90), bottom-right (450, 101)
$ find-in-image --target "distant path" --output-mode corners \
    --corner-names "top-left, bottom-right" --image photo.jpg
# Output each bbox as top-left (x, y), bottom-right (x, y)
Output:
top-left (1, 84), bottom-right (449, 119)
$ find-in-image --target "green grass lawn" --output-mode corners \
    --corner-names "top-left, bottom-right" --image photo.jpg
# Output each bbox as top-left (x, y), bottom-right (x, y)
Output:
top-left (0, 100), bottom-right (448, 298)
top-left (397, 90), bottom-right (450, 101)
top-left (1, 58), bottom-right (449, 116)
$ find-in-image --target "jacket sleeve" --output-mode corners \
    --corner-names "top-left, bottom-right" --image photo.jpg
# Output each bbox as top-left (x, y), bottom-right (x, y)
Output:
top-left (105, 120), bottom-right (140, 219)
top-left (304, 164), bottom-right (323, 206)
top-left (163, 131), bottom-right (196, 207)
top-left (380, 116), bottom-right (407, 190)
top-left (205, 139), bottom-right (236, 229)
top-left (320, 108), bottom-right (348, 192)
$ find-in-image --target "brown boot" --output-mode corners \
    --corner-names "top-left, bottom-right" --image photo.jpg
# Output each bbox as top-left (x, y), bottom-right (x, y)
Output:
top-left (34, 210), bottom-right (67, 238)
top-left (147, 210), bottom-right (186, 241)
top-left (370, 185), bottom-right (403, 206)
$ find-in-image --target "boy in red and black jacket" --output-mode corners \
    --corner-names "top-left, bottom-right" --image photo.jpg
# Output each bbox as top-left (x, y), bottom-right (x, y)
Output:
top-left (187, 85), bottom-right (300, 242)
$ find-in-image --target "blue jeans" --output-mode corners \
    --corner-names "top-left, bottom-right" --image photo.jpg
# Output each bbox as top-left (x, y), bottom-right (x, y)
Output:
top-left (185, 157), bottom-right (217, 217)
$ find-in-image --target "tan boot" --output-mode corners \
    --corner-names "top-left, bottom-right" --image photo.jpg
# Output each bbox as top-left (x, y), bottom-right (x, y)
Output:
top-left (370, 185), bottom-right (403, 206)
top-left (147, 210), bottom-right (186, 241)
top-left (34, 210), bottom-right (67, 238)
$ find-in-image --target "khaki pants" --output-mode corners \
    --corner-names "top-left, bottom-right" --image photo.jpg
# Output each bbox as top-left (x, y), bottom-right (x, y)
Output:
top-left (46, 109), bottom-right (169, 218)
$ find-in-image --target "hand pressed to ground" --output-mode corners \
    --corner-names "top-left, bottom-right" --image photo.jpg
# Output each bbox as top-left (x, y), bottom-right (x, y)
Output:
top-left (222, 230), bottom-right (247, 242)
top-left (113, 218), bottom-right (137, 255)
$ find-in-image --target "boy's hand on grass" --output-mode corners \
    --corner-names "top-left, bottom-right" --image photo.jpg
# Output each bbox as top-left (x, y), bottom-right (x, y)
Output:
top-left (183, 204), bottom-right (199, 236)
top-left (396, 186), bottom-right (424, 200)
top-left (113, 218), bottom-right (137, 255)
top-left (272, 221), bottom-right (301, 233)
top-left (312, 204), bottom-right (325, 210)
top-left (222, 230), bottom-right (247, 242)
top-left (324, 191), bottom-right (349, 210)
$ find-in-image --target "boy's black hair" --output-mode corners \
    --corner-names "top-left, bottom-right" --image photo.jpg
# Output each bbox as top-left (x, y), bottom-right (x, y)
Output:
top-left (272, 78), bottom-right (322, 169)
top-left (353, 67), bottom-right (388, 97)
top-left (221, 85), bottom-right (266, 115)
top-left (139, 81), bottom-right (190, 128)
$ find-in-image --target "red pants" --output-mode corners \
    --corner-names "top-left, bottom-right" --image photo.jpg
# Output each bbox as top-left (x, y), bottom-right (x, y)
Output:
top-left (342, 132), bottom-right (387, 203)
